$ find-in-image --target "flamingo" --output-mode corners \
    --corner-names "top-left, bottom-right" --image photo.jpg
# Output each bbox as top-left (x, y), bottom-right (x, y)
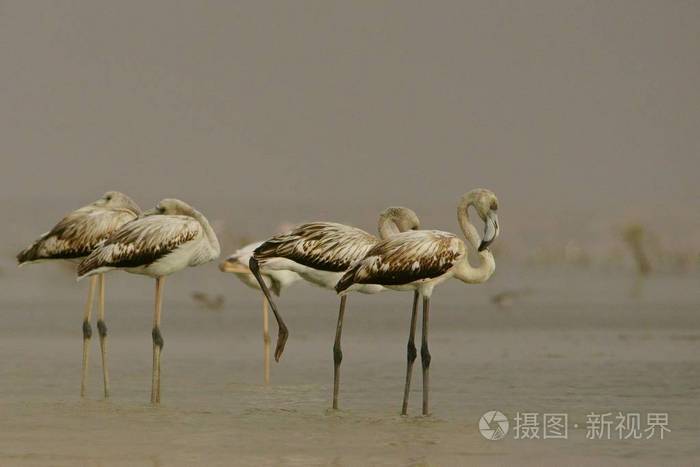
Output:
top-left (16, 191), bottom-right (141, 398)
top-left (335, 189), bottom-right (500, 415)
top-left (250, 207), bottom-right (421, 409)
top-left (220, 241), bottom-right (301, 384)
top-left (76, 198), bottom-right (221, 404)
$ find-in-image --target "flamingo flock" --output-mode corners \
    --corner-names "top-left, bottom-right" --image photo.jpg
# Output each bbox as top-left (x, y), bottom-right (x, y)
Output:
top-left (17, 189), bottom-right (500, 415)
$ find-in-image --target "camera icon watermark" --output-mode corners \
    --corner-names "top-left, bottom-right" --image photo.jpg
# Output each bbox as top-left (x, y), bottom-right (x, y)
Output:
top-left (478, 410), bottom-right (510, 440)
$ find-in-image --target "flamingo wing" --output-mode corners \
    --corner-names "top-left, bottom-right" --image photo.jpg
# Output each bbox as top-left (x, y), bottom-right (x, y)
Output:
top-left (77, 215), bottom-right (201, 275)
top-left (254, 222), bottom-right (376, 272)
top-left (17, 206), bottom-right (138, 263)
top-left (336, 230), bottom-right (465, 291)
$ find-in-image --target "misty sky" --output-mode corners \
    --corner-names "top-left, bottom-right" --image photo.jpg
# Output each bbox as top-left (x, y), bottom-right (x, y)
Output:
top-left (1, 1), bottom-right (698, 244)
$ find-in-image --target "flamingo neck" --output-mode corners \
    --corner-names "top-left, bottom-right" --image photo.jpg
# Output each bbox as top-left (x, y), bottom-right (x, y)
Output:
top-left (189, 208), bottom-right (221, 257)
top-left (378, 214), bottom-right (401, 240)
top-left (454, 196), bottom-right (495, 284)
top-left (377, 208), bottom-right (418, 239)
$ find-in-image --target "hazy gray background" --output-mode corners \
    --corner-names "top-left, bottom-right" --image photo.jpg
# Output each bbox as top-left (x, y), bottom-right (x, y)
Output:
top-left (1, 0), bottom-right (699, 259)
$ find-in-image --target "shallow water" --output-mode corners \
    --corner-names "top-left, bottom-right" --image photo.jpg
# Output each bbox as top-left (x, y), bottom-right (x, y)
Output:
top-left (1, 260), bottom-right (698, 465)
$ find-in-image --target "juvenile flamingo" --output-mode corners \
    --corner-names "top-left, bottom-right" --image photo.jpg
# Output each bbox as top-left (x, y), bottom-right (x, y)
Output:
top-left (77, 198), bottom-right (221, 404)
top-left (16, 191), bottom-right (141, 398)
top-left (336, 189), bottom-right (500, 415)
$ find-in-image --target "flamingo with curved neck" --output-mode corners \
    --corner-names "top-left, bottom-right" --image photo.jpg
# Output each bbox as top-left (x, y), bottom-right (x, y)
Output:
top-left (453, 190), bottom-right (498, 285)
top-left (336, 189), bottom-right (500, 415)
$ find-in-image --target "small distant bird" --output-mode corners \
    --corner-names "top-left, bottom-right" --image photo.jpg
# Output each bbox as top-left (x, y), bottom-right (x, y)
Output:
top-left (16, 191), bottom-right (141, 398)
top-left (336, 189), bottom-right (500, 416)
top-left (220, 241), bottom-right (301, 384)
top-left (191, 291), bottom-right (225, 311)
top-left (77, 198), bottom-right (220, 405)
top-left (490, 289), bottom-right (532, 309)
top-left (250, 207), bottom-right (421, 410)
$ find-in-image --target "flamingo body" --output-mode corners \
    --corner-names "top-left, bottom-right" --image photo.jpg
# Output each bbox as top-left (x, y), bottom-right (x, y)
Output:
top-left (77, 215), bottom-right (217, 279)
top-left (336, 230), bottom-right (467, 296)
top-left (17, 192), bottom-right (140, 265)
top-left (253, 222), bottom-right (388, 293)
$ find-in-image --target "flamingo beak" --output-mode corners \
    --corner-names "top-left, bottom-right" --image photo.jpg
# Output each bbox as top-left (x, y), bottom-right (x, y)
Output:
top-left (219, 259), bottom-right (233, 272)
top-left (219, 257), bottom-right (249, 273)
top-left (478, 211), bottom-right (499, 252)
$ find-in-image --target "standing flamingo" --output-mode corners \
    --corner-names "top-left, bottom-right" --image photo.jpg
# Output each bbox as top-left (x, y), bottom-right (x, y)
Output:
top-left (335, 189), bottom-right (500, 415)
top-left (250, 207), bottom-right (421, 409)
top-left (76, 198), bottom-right (221, 404)
top-left (16, 191), bottom-right (141, 398)
top-left (220, 241), bottom-right (301, 384)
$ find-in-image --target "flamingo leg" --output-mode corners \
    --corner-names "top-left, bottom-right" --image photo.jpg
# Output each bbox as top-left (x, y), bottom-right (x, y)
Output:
top-left (151, 277), bottom-right (165, 405)
top-left (332, 295), bottom-right (348, 410)
top-left (80, 275), bottom-right (97, 398)
top-left (401, 291), bottom-right (420, 415)
top-left (262, 295), bottom-right (270, 385)
top-left (421, 295), bottom-right (431, 416)
top-left (249, 258), bottom-right (288, 362)
top-left (96, 273), bottom-right (110, 398)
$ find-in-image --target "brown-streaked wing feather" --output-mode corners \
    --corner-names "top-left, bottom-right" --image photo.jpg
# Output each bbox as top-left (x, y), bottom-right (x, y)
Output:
top-left (77, 215), bottom-right (201, 275)
top-left (254, 222), bottom-right (377, 272)
top-left (17, 206), bottom-right (138, 263)
top-left (336, 230), bottom-right (465, 291)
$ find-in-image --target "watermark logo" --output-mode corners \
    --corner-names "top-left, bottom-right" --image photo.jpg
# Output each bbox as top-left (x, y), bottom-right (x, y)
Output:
top-left (479, 410), bottom-right (509, 440)
top-left (477, 411), bottom-right (670, 441)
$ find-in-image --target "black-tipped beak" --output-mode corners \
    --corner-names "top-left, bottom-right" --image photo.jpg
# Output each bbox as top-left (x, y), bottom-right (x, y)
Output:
top-left (479, 211), bottom-right (499, 252)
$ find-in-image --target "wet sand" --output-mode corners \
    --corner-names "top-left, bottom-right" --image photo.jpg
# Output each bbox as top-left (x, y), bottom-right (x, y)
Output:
top-left (1, 260), bottom-right (698, 466)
